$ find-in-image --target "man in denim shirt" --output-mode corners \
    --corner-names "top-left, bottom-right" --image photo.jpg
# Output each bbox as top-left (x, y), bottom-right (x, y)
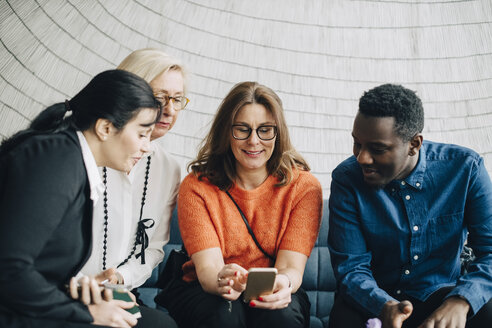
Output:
top-left (328, 84), bottom-right (492, 328)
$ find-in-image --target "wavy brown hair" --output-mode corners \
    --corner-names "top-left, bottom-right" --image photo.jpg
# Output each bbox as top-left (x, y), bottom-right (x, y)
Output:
top-left (188, 81), bottom-right (309, 190)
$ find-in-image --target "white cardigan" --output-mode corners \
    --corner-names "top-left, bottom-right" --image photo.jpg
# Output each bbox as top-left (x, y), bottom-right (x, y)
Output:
top-left (79, 140), bottom-right (181, 289)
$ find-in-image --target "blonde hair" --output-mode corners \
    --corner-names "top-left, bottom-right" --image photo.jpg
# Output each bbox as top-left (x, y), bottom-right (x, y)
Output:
top-left (117, 48), bottom-right (187, 93)
top-left (189, 81), bottom-right (309, 190)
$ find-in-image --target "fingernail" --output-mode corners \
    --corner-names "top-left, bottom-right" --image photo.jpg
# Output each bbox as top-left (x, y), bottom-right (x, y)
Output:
top-left (235, 271), bottom-right (239, 277)
top-left (228, 289), bottom-right (232, 294)
top-left (249, 301), bottom-right (255, 307)
top-left (229, 280), bottom-right (233, 286)
top-left (258, 297), bottom-right (264, 302)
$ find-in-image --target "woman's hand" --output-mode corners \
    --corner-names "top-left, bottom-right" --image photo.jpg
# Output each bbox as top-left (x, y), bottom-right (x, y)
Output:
top-left (249, 249), bottom-right (308, 310)
top-left (248, 273), bottom-right (292, 309)
top-left (217, 263), bottom-right (248, 301)
top-left (95, 267), bottom-right (120, 284)
top-left (69, 274), bottom-right (113, 305)
top-left (88, 300), bottom-right (138, 327)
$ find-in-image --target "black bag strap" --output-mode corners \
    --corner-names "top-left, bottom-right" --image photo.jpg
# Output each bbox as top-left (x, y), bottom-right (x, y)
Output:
top-left (225, 190), bottom-right (275, 261)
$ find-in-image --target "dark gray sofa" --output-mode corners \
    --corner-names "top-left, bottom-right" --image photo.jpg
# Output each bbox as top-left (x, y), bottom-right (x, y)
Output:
top-left (137, 199), bottom-right (334, 328)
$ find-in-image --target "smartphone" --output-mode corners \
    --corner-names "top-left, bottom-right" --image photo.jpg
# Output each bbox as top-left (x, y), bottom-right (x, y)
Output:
top-left (242, 267), bottom-right (277, 302)
top-left (104, 283), bottom-right (141, 319)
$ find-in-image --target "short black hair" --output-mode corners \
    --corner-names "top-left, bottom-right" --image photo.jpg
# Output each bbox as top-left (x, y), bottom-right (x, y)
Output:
top-left (359, 84), bottom-right (424, 141)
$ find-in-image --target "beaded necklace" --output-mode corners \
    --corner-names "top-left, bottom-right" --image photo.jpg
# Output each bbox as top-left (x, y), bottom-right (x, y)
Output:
top-left (101, 156), bottom-right (154, 270)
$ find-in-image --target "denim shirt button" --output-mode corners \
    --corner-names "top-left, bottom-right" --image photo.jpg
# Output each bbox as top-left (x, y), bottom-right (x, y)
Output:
top-left (413, 225), bottom-right (419, 231)
top-left (404, 269), bottom-right (410, 275)
top-left (405, 195), bottom-right (411, 200)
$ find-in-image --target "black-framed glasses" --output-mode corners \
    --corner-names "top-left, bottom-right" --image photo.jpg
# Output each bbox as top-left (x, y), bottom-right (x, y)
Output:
top-left (153, 93), bottom-right (190, 110)
top-left (231, 124), bottom-right (277, 141)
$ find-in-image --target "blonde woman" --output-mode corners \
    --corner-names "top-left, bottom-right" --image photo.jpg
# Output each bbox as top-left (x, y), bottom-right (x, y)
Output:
top-left (76, 50), bottom-right (187, 327)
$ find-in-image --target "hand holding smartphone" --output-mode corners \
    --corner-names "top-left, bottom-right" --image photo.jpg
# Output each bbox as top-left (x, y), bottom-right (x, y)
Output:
top-left (242, 267), bottom-right (277, 302)
top-left (104, 283), bottom-right (141, 319)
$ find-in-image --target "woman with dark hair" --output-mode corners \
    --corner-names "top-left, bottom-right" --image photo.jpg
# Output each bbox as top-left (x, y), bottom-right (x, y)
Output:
top-left (156, 81), bottom-right (323, 328)
top-left (0, 70), bottom-right (173, 327)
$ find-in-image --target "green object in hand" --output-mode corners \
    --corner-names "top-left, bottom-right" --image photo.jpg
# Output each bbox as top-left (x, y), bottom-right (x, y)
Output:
top-left (109, 286), bottom-right (141, 319)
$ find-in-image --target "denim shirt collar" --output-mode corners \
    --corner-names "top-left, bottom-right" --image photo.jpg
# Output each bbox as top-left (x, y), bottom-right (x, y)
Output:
top-left (394, 142), bottom-right (427, 191)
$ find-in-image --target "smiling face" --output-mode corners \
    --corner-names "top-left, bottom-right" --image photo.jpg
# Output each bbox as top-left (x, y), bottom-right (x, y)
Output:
top-left (104, 107), bottom-right (156, 172)
top-left (352, 112), bottom-right (420, 188)
top-left (230, 103), bottom-right (276, 177)
top-left (149, 69), bottom-right (185, 140)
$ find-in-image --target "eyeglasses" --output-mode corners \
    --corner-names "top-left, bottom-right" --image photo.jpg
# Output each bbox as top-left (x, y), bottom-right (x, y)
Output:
top-left (231, 124), bottom-right (277, 141)
top-left (154, 93), bottom-right (189, 110)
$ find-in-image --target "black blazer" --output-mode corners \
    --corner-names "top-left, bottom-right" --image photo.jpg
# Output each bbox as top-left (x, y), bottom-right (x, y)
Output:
top-left (0, 129), bottom-right (94, 325)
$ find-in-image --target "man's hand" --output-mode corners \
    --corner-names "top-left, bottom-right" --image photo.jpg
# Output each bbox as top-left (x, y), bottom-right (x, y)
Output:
top-left (380, 300), bottom-right (413, 328)
top-left (418, 296), bottom-right (469, 328)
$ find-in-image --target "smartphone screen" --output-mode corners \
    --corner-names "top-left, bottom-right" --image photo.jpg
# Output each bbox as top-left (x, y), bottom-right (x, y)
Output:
top-left (243, 267), bottom-right (277, 302)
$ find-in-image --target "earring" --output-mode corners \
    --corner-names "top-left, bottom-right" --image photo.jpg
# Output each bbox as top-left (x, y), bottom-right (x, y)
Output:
top-left (103, 136), bottom-right (107, 141)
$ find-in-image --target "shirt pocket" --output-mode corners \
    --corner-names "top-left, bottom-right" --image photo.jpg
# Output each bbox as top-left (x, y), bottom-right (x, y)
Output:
top-left (429, 211), bottom-right (464, 259)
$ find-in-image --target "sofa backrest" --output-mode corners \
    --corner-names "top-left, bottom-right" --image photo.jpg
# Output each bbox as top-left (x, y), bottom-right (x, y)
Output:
top-left (302, 199), bottom-right (335, 328)
top-left (138, 199), bottom-right (334, 328)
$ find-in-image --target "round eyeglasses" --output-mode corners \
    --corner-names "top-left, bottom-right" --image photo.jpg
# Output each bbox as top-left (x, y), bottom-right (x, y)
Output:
top-left (231, 124), bottom-right (277, 141)
top-left (154, 93), bottom-right (190, 110)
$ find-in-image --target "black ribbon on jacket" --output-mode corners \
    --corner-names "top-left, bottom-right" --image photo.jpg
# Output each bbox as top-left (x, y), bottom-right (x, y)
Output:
top-left (135, 218), bottom-right (155, 264)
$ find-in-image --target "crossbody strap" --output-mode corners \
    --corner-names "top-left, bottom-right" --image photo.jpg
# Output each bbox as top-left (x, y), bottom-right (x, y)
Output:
top-left (225, 190), bottom-right (275, 261)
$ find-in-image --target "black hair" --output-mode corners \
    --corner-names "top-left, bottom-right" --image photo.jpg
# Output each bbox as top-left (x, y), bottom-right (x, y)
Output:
top-left (1, 69), bottom-right (161, 155)
top-left (359, 84), bottom-right (424, 141)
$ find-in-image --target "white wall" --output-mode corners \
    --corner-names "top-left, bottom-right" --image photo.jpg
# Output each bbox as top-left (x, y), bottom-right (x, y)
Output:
top-left (1, 0), bottom-right (491, 196)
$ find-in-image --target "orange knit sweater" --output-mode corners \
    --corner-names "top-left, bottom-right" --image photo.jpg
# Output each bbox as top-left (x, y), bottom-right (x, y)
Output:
top-left (178, 170), bottom-right (323, 282)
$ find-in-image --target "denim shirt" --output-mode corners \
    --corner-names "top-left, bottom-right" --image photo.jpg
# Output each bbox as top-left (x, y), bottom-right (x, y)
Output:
top-left (328, 140), bottom-right (492, 317)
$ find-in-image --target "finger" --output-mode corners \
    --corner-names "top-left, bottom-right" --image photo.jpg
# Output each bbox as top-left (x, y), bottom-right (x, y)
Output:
top-left (217, 277), bottom-right (234, 288)
top-left (118, 307), bottom-right (138, 327)
top-left (220, 264), bottom-right (248, 278)
top-left (79, 276), bottom-right (91, 305)
top-left (250, 297), bottom-right (290, 310)
top-left (221, 289), bottom-right (241, 301)
top-left (69, 277), bottom-right (79, 300)
top-left (112, 299), bottom-right (137, 309)
top-left (127, 291), bottom-right (136, 303)
top-left (89, 279), bottom-right (102, 304)
top-left (399, 300), bottom-right (413, 316)
top-left (102, 287), bottom-right (113, 301)
top-left (417, 319), bottom-right (433, 328)
top-left (238, 272), bottom-right (248, 285)
top-left (259, 289), bottom-right (292, 305)
top-left (218, 283), bottom-right (235, 297)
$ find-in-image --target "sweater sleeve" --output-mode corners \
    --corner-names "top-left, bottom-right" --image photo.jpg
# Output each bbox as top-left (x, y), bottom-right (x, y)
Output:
top-left (0, 136), bottom-right (93, 322)
top-left (178, 174), bottom-right (221, 255)
top-left (278, 171), bottom-right (323, 256)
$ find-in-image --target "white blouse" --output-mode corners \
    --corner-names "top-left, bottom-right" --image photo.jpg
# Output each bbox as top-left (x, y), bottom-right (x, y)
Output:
top-left (79, 141), bottom-right (181, 289)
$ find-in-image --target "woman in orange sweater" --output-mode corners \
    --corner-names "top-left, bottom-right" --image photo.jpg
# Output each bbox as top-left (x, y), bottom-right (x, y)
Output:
top-left (156, 81), bottom-right (323, 328)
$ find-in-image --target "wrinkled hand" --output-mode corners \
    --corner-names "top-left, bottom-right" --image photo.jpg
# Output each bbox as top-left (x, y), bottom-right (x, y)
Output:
top-left (95, 267), bottom-right (120, 284)
top-left (69, 276), bottom-right (112, 305)
top-left (418, 296), bottom-right (469, 328)
top-left (249, 273), bottom-right (292, 310)
top-left (381, 300), bottom-right (413, 328)
top-left (216, 263), bottom-right (248, 301)
top-left (88, 299), bottom-right (138, 327)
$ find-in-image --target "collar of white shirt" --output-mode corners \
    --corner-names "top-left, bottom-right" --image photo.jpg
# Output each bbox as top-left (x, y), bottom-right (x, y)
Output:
top-left (76, 131), bottom-right (104, 206)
